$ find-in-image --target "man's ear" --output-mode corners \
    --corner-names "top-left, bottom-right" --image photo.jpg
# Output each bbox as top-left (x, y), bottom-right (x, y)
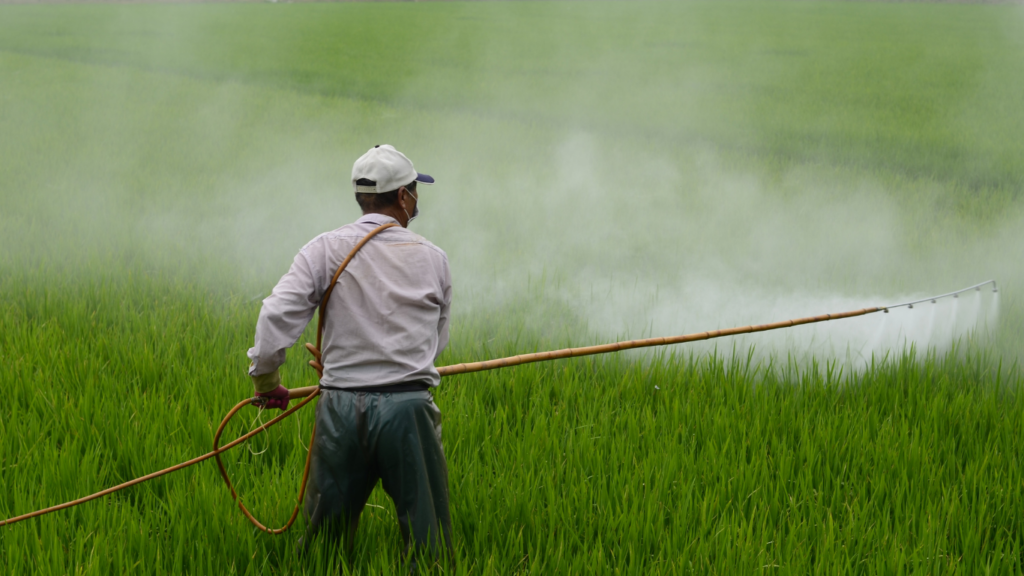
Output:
top-left (397, 186), bottom-right (409, 209)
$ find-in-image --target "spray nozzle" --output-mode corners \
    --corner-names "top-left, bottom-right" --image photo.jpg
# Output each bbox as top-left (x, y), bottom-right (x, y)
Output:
top-left (881, 279), bottom-right (996, 312)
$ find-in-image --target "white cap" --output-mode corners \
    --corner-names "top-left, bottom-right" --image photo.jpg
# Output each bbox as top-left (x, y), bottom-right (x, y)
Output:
top-left (351, 144), bottom-right (434, 194)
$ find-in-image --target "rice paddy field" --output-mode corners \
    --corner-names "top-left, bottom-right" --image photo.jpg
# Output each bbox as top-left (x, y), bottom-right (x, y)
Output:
top-left (2, 1), bottom-right (1024, 573)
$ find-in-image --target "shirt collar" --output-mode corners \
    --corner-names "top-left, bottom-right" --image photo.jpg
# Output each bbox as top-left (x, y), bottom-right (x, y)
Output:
top-left (357, 213), bottom-right (400, 227)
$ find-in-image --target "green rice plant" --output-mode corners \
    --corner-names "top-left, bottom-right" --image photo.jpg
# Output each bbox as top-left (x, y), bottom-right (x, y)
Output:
top-left (1, 1), bottom-right (1023, 573)
top-left (1, 270), bottom-right (1021, 573)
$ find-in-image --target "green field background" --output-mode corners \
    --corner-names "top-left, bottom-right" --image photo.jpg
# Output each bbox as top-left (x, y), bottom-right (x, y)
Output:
top-left (1, 1), bottom-right (1023, 574)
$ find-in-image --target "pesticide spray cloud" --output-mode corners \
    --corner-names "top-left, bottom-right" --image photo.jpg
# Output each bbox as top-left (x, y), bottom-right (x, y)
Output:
top-left (0, 1), bottom-right (1021, 368)
top-left (419, 131), bottom-right (1014, 367)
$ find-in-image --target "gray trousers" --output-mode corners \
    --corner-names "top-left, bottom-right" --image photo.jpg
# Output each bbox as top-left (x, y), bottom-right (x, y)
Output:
top-left (302, 389), bottom-right (453, 559)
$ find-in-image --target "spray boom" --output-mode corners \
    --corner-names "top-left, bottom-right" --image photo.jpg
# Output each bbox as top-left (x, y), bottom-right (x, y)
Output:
top-left (882, 279), bottom-right (997, 312)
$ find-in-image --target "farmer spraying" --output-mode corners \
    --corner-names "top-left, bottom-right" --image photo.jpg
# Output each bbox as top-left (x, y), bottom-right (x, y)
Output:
top-left (0, 145), bottom-right (998, 545)
top-left (246, 144), bottom-right (454, 561)
top-left (1, 148), bottom-right (1001, 572)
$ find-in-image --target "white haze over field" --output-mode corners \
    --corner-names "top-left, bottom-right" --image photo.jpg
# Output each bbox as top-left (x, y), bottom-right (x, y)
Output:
top-left (424, 133), bottom-right (1013, 367)
top-left (1, 2), bottom-right (1021, 370)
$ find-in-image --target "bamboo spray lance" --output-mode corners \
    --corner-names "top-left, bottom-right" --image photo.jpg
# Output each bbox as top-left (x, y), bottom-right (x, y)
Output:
top-left (0, 223), bottom-right (999, 531)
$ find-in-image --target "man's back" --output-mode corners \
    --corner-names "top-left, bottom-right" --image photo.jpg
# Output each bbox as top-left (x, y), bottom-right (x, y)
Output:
top-left (247, 213), bottom-right (451, 389)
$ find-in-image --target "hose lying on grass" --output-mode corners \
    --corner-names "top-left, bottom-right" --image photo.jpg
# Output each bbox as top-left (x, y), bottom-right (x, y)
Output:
top-left (0, 222), bottom-right (996, 531)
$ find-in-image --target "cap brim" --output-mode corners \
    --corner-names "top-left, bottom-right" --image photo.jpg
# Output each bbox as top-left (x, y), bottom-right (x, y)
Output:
top-left (415, 173), bottom-right (435, 185)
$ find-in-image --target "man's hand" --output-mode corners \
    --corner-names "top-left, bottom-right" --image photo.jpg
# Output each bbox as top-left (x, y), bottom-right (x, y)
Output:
top-left (251, 369), bottom-right (289, 411)
top-left (255, 385), bottom-right (291, 411)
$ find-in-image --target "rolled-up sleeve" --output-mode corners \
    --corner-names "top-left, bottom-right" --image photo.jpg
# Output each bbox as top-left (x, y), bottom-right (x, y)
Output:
top-left (247, 250), bottom-right (320, 377)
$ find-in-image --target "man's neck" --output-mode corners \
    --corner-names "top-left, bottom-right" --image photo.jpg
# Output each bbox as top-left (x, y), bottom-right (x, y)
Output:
top-left (363, 209), bottom-right (407, 228)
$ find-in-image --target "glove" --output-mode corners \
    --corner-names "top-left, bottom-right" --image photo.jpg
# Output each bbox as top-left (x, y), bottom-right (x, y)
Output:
top-left (251, 369), bottom-right (289, 411)
top-left (256, 385), bottom-right (291, 411)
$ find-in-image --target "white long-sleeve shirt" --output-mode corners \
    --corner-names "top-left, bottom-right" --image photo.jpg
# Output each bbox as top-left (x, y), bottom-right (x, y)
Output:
top-left (247, 214), bottom-right (452, 389)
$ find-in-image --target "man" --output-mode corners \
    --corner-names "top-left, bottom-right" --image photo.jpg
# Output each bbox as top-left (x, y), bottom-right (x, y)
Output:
top-left (246, 144), bottom-right (453, 562)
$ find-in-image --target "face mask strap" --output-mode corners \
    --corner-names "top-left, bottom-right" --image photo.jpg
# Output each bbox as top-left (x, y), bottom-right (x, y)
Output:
top-left (402, 188), bottom-right (419, 225)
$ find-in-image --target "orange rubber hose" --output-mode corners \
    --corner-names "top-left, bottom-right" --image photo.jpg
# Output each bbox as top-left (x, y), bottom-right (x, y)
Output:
top-left (212, 389), bottom-right (320, 534)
